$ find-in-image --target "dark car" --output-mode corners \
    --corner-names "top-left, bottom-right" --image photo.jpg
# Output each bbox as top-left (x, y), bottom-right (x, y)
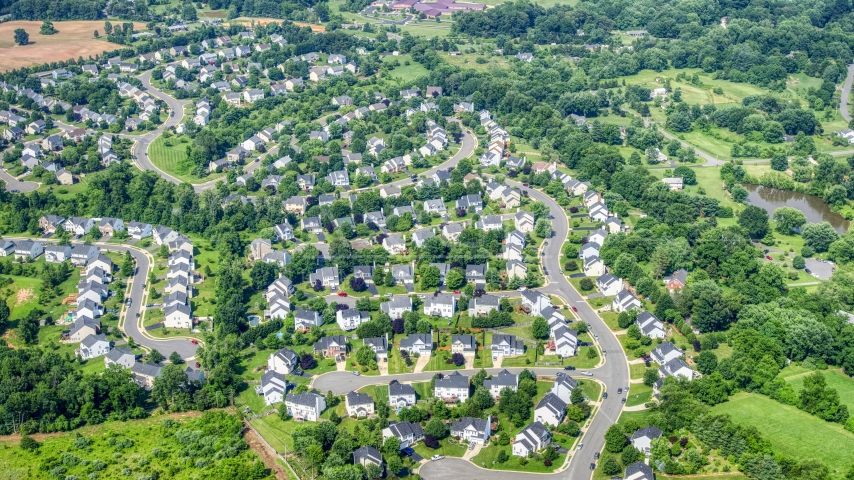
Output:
top-left (617, 388), bottom-right (623, 394)
top-left (594, 452), bottom-right (600, 460)
top-left (805, 268), bottom-right (812, 274)
top-left (603, 392), bottom-right (608, 399)
top-left (621, 398), bottom-right (626, 403)
top-left (564, 366), bottom-right (576, 370)
top-left (403, 448), bottom-right (415, 456)
top-left (590, 463), bottom-right (596, 470)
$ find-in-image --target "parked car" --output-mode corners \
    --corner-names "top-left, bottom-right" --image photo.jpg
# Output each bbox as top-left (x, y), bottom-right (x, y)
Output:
top-left (805, 268), bottom-right (812, 274)
top-left (590, 463), bottom-right (596, 470)
top-left (581, 371), bottom-right (593, 377)
top-left (190, 339), bottom-right (198, 344)
top-left (352, 371), bottom-right (360, 376)
top-left (337, 292), bottom-right (347, 297)
top-left (453, 290), bottom-right (461, 294)
top-left (403, 448), bottom-right (414, 456)
top-left (431, 455), bottom-right (444, 461)
top-left (617, 388), bottom-right (623, 394)
top-left (603, 392), bottom-right (608, 399)
top-left (594, 452), bottom-right (600, 459)
top-left (765, 255), bottom-right (773, 260)
top-left (564, 366), bottom-right (576, 370)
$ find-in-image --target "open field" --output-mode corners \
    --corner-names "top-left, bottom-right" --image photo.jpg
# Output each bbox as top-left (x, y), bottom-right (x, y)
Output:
top-left (0, 21), bottom-right (145, 72)
top-left (712, 392), bottom-right (854, 476)
top-left (148, 136), bottom-right (225, 184)
top-left (780, 364), bottom-right (854, 412)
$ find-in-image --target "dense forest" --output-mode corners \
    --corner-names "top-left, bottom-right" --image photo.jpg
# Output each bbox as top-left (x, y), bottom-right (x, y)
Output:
top-left (453, 0), bottom-right (854, 89)
top-left (0, 0), bottom-right (105, 20)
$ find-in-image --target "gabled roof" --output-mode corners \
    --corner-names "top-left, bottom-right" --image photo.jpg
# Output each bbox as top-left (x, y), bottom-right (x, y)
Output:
top-left (450, 416), bottom-right (489, 434)
top-left (535, 392), bottom-right (567, 415)
top-left (631, 426), bottom-right (662, 441)
top-left (435, 371), bottom-right (469, 389)
top-left (286, 391), bottom-right (323, 407)
top-left (346, 391), bottom-right (374, 406)
top-left (389, 381), bottom-right (416, 397)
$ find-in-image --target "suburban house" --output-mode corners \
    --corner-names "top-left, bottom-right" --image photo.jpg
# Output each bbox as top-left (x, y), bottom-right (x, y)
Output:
top-left (483, 369), bottom-right (518, 397)
top-left (412, 228), bottom-right (435, 247)
top-left (490, 334), bottom-right (524, 357)
top-left (625, 461), bottom-right (655, 480)
top-left (451, 335), bottom-right (477, 354)
top-left (39, 215), bottom-right (65, 234)
top-left (164, 303), bottom-right (192, 329)
top-left (399, 332), bottom-right (432, 355)
top-left (637, 311), bottom-right (667, 339)
top-left (583, 256), bottom-right (605, 277)
top-left (450, 416), bottom-right (491, 445)
top-left (64, 217), bottom-right (95, 236)
top-left (631, 426), bottom-right (663, 456)
top-left (659, 358), bottom-right (695, 382)
top-left (381, 296), bottom-right (413, 319)
top-left (267, 276), bottom-right (295, 298)
top-left (664, 268), bottom-right (689, 292)
top-left (382, 420), bottom-right (424, 448)
top-left (345, 391), bottom-right (375, 417)
top-left (596, 273), bottom-right (624, 296)
top-left (131, 362), bottom-right (163, 389)
top-left (534, 392), bottom-right (567, 427)
top-left (71, 245), bottom-right (98, 266)
top-left (273, 222), bottom-right (294, 242)
top-left (424, 293), bottom-right (456, 318)
top-left (521, 290), bottom-right (551, 316)
top-left (77, 334), bottom-right (111, 360)
top-left (309, 266), bottom-right (340, 290)
top-left (127, 222), bottom-right (153, 239)
top-left (364, 336), bottom-right (389, 359)
top-left (353, 446), bottom-right (383, 469)
top-left (551, 375), bottom-right (578, 404)
top-left (294, 309), bottom-right (323, 330)
top-left (104, 347), bottom-right (136, 369)
top-left (98, 218), bottom-right (124, 236)
top-left (434, 371), bottom-right (470, 402)
top-left (45, 244), bottom-right (72, 263)
top-left (284, 392), bottom-right (327, 422)
top-left (260, 370), bottom-right (287, 405)
top-left (513, 421), bottom-right (551, 457)
top-left (514, 211), bottom-right (535, 233)
top-left (469, 294), bottom-right (500, 317)
top-left (388, 381), bottom-right (418, 407)
top-left (14, 240), bottom-right (44, 260)
top-left (382, 234), bottom-right (407, 254)
top-left (613, 290), bottom-right (642, 312)
top-left (249, 238), bottom-right (273, 261)
top-left (651, 342), bottom-right (683, 365)
top-left (268, 347), bottom-right (300, 374)
top-left (313, 335), bottom-right (347, 358)
top-left (336, 308), bottom-right (369, 331)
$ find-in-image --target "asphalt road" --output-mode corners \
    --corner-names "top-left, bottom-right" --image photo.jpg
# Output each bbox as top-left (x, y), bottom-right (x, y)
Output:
top-left (0, 168), bottom-right (39, 192)
top-left (10, 236), bottom-right (200, 359)
top-left (841, 64), bottom-right (854, 123)
top-left (312, 176), bottom-right (629, 480)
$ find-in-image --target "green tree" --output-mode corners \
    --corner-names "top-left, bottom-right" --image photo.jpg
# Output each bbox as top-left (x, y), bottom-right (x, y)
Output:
top-left (0, 297), bottom-right (9, 330)
top-left (738, 205), bottom-right (769, 238)
top-left (39, 19), bottom-right (58, 35)
top-left (602, 456), bottom-right (621, 475)
top-left (14, 28), bottom-right (29, 46)
top-left (643, 368), bottom-right (659, 387)
top-left (772, 207), bottom-right (807, 234)
top-left (355, 346), bottom-right (375, 366)
top-left (604, 424), bottom-right (627, 453)
top-left (121, 251), bottom-right (135, 277)
top-left (792, 256), bottom-right (806, 269)
top-left (420, 265), bottom-right (440, 290)
top-left (425, 417), bottom-right (448, 439)
top-left (695, 351), bottom-right (718, 375)
top-left (621, 445), bottom-right (643, 465)
top-left (151, 364), bottom-right (190, 408)
top-left (169, 351), bottom-right (184, 364)
top-left (532, 317), bottom-right (550, 339)
top-left (18, 309), bottom-right (40, 344)
top-left (771, 153), bottom-right (789, 171)
top-left (445, 269), bottom-right (465, 290)
top-left (150, 349), bottom-right (164, 363)
top-left (802, 222), bottom-right (839, 252)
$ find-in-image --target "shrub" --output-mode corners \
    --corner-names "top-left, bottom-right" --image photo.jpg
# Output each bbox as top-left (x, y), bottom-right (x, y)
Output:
top-left (19, 435), bottom-right (39, 451)
top-left (579, 278), bottom-right (594, 291)
top-left (496, 449), bottom-right (508, 463)
top-left (452, 353), bottom-right (465, 366)
top-left (424, 434), bottom-right (439, 448)
top-left (544, 459), bottom-right (552, 466)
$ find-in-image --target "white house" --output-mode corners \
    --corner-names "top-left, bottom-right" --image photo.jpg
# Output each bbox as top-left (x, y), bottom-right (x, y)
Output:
top-left (450, 416), bottom-right (491, 445)
top-left (336, 308), bottom-right (368, 331)
top-left (434, 371), bottom-right (470, 402)
top-left (625, 461), bottom-right (655, 480)
top-left (399, 332), bottom-right (431, 355)
top-left (345, 391), bottom-right (375, 417)
top-left (294, 309), bottom-right (323, 330)
top-left (388, 381), bottom-right (417, 407)
top-left (534, 393), bottom-right (567, 427)
top-left (77, 333), bottom-right (110, 360)
top-left (596, 273), bottom-right (624, 296)
top-left (637, 311), bottom-right (666, 339)
top-left (381, 296), bottom-right (413, 319)
top-left (583, 256), bottom-right (605, 277)
top-left (651, 341), bottom-right (683, 365)
top-left (382, 420), bottom-right (423, 448)
top-left (521, 290), bottom-right (551, 316)
top-left (490, 334), bottom-right (524, 357)
top-left (483, 369), bottom-right (518, 397)
top-left (613, 290), bottom-right (641, 312)
top-left (512, 421), bottom-right (551, 457)
top-left (424, 293), bottom-right (456, 318)
top-left (268, 347), bottom-right (300, 374)
top-left (164, 303), bottom-right (193, 329)
top-left (551, 375), bottom-right (578, 404)
top-left (630, 426), bottom-right (663, 456)
top-left (284, 392), bottom-right (326, 422)
top-left (260, 370), bottom-right (287, 406)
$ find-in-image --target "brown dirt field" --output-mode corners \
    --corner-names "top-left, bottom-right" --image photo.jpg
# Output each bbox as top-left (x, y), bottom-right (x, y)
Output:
top-left (243, 425), bottom-right (290, 480)
top-left (228, 17), bottom-right (326, 32)
top-left (0, 21), bottom-right (146, 72)
top-left (14, 288), bottom-right (34, 307)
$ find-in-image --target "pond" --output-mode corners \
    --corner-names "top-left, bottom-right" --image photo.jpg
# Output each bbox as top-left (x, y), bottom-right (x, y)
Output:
top-left (745, 184), bottom-right (850, 233)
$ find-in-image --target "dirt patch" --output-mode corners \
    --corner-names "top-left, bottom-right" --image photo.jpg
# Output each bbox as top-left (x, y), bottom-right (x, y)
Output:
top-left (228, 17), bottom-right (326, 32)
top-left (14, 288), bottom-right (34, 307)
top-left (0, 21), bottom-right (146, 72)
top-left (244, 425), bottom-right (290, 480)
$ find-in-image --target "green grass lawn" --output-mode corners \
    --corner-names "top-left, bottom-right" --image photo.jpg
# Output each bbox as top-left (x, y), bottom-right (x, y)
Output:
top-left (413, 437), bottom-right (466, 459)
top-left (359, 384), bottom-right (390, 403)
top-left (781, 364), bottom-right (854, 412)
top-left (388, 347), bottom-right (416, 374)
top-left (630, 363), bottom-right (647, 380)
top-left (472, 443), bottom-right (566, 473)
top-left (149, 135), bottom-right (225, 184)
top-left (712, 392), bottom-right (854, 475)
top-left (424, 350), bottom-right (467, 372)
top-left (381, 54), bottom-right (429, 82)
top-left (624, 383), bottom-right (653, 407)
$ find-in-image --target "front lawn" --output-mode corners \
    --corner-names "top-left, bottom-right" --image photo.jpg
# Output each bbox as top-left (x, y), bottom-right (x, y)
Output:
top-left (624, 383), bottom-right (652, 407)
top-left (471, 444), bottom-right (566, 473)
top-left (412, 437), bottom-right (467, 459)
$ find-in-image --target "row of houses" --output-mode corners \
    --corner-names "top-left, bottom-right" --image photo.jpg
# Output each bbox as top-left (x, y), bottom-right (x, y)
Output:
top-left (477, 109), bottom-right (510, 167)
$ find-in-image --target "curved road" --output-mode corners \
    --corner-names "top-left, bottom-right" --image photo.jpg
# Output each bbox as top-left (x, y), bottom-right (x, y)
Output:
top-left (311, 176), bottom-right (629, 480)
top-left (840, 64), bottom-right (854, 123)
top-left (11, 236), bottom-right (200, 359)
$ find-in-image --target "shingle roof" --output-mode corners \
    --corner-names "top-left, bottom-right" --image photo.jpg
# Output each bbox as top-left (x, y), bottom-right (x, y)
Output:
top-left (388, 381), bottom-right (416, 397)
top-left (625, 461), bottom-right (654, 479)
top-left (353, 446), bottom-right (383, 465)
top-left (536, 392), bottom-right (567, 415)
top-left (435, 371), bottom-right (469, 389)
top-left (286, 391), bottom-right (323, 407)
top-left (631, 426), bottom-right (662, 441)
top-left (484, 369), bottom-right (517, 388)
top-left (346, 391), bottom-right (374, 406)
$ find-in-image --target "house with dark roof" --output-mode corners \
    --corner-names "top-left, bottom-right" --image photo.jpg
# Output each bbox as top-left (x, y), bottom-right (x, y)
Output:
top-left (313, 335), bottom-right (347, 358)
top-left (490, 334), bottom-right (524, 357)
top-left (470, 294), bottom-right (500, 317)
top-left (260, 370), bottom-right (287, 405)
top-left (382, 420), bottom-right (424, 448)
top-left (364, 335), bottom-right (389, 359)
top-left (268, 347), bottom-right (300, 374)
top-left (346, 391), bottom-right (375, 417)
top-left (388, 381), bottom-right (417, 407)
top-left (512, 421), bottom-right (551, 457)
top-left (77, 334), bottom-right (111, 360)
top-left (534, 392), bottom-right (567, 427)
top-left (630, 426), bottom-right (662, 455)
top-left (285, 392), bottom-right (327, 421)
top-left (104, 347), bottom-right (135, 369)
top-left (651, 341), bottom-right (683, 365)
top-left (451, 335), bottom-right (476, 353)
top-left (665, 268), bottom-right (689, 292)
top-left (450, 416), bottom-right (491, 444)
top-left (483, 369), bottom-right (518, 397)
top-left (434, 371), bottom-right (469, 402)
top-left (353, 446), bottom-right (383, 468)
top-left (399, 332), bottom-right (431, 355)
top-left (625, 461), bottom-right (655, 480)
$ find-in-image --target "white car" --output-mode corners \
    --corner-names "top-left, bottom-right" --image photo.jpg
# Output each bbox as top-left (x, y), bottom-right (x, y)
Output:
top-left (581, 371), bottom-right (593, 377)
top-left (431, 455), bottom-right (444, 461)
